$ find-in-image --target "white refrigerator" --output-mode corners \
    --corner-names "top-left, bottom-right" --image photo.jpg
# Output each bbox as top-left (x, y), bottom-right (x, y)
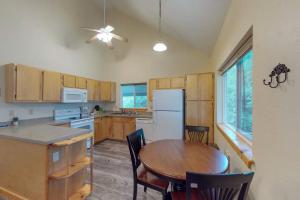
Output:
top-left (152, 89), bottom-right (184, 141)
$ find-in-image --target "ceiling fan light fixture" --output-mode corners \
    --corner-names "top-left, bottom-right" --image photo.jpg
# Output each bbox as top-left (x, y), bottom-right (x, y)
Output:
top-left (153, 42), bottom-right (167, 52)
top-left (97, 32), bottom-right (112, 43)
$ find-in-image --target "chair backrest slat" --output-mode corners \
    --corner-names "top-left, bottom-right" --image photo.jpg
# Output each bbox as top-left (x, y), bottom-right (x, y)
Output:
top-left (186, 172), bottom-right (254, 200)
top-left (186, 125), bottom-right (209, 144)
top-left (126, 129), bottom-right (146, 177)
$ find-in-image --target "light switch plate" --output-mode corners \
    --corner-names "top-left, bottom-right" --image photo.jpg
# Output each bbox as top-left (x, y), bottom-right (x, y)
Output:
top-left (52, 151), bottom-right (60, 162)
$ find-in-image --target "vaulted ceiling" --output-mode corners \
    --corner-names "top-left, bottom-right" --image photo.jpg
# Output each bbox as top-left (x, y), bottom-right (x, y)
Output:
top-left (93, 0), bottom-right (231, 54)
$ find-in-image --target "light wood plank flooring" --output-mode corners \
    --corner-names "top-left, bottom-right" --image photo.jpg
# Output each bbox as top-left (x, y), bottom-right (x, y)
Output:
top-left (87, 140), bottom-right (161, 200)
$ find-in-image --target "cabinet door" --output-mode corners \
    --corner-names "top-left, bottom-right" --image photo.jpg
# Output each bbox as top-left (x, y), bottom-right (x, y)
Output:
top-left (198, 101), bottom-right (214, 125)
top-left (102, 117), bottom-right (112, 139)
top-left (87, 79), bottom-right (97, 101)
top-left (100, 81), bottom-right (111, 101)
top-left (198, 73), bottom-right (214, 101)
top-left (110, 82), bottom-right (116, 102)
top-left (171, 77), bottom-right (185, 89)
top-left (16, 65), bottom-right (42, 101)
top-left (75, 77), bottom-right (87, 89)
top-left (62, 74), bottom-right (76, 88)
top-left (112, 121), bottom-right (124, 140)
top-left (148, 79), bottom-right (157, 102)
top-left (186, 74), bottom-right (198, 100)
top-left (123, 120), bottom-right (136, 138)
top-left (42, 71), bottom-right (61, 102)
top-left (158, 78), bottom-right (171, 89)
top-left (186, 101), bottom-right (198, 126)
top-left (94, 119), bottom-right (102, 143)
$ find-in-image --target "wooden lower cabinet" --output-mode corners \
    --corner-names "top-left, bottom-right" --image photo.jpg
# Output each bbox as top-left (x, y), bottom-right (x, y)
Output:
top-left (112, 120), bottom-right (125, 140)
top-left (123, 121), bottom-right (136, 138)
top-left (111, 117), bottom-right (136, 141)
top-left (0, 133), bottom-right (93, 200)
top-left (186, 100), bottom-right (214, 143)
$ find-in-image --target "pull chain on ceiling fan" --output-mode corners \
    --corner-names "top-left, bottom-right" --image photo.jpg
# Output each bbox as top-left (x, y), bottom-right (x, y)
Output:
top-left (81, 0), bottom-right (128, 49)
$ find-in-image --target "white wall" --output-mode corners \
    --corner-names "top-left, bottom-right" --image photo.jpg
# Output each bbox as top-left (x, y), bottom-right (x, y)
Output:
top-left (211, 0), bottom-right (300, 199)
top-left (0, 0), bottom-right (107, 121)
top-left (103, 10), bottom-right (212, 110)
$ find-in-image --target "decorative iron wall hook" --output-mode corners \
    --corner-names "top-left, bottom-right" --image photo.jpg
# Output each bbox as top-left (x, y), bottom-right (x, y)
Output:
top-left (263, 63), bottom-right (290, 88)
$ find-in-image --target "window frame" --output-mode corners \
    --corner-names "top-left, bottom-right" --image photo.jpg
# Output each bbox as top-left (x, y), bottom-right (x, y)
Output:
top-left (221, 49), bottom-right (253, 145)
top-left (120, 83), bottom-right (148, 109)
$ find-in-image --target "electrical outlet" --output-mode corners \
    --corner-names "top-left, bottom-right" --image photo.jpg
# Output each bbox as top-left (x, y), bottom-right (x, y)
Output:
top-left (52, 151), bottom-right (60, 162)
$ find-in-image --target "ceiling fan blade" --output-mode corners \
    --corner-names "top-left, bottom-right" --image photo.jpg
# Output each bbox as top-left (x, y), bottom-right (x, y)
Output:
top-left (80, 27), bottom-right (101, 33)
top-left (86, 34), bottom-right (98, 43)
top-left (107, 41), bottom-right (114, 49)
top-left (111, 33), bottom-right (128, 42)
top-left (105, 25), bottom-right (114, 32)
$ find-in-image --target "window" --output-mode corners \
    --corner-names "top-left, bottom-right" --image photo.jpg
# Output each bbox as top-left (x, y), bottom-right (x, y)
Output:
top-left (222, 50), bottom-right (253, 141)
top-left (121, 83), bottom-right (147, 108)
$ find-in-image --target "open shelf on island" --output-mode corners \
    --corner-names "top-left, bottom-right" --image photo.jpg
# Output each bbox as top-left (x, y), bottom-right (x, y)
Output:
top-left (50, 157), bottom-right (92, 179)
top-left (52, 133), bottom-right (93, 146)
top-left (68, 184), bottom-right (92, 200)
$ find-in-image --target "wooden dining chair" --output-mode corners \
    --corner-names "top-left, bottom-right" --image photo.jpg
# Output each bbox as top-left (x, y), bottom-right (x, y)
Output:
top-left (185, 126), bottom-right (209, 144)
top-left (127, 129), bottom-right (169, 200)
top-left (170, 171), bottom-right (254, 200)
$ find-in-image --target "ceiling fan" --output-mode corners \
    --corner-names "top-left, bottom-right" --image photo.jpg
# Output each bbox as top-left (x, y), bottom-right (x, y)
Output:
top-left (81, 0), bottom-right (128, 49)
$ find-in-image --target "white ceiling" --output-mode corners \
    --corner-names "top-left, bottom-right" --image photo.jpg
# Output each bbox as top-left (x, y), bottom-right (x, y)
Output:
top-left (93, 0), bottom-right (231, 54)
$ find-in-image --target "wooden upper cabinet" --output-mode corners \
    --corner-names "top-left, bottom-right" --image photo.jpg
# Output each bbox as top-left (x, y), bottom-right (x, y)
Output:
top-left (75, 77), bottom-right (87, 89)
top-left (186, 73), bottom-right (214, 101)
top-left (5, 64), bottom-right (42, 102)
top-left (87, 79), bottom-right (99, 101)
top-left (198, 73), bottom-right (214, 101)
top-left (42, 71), bottom-right (61, 102)
top-left (148, 79), bottom-right (157, 102)
top-left (110, 82), bottom-right (116, 102)
top-left (99, 81), bottom-right (111, 101)
top-left (62, 74), bottom-right (76, 88)
top-left (171, 77), bottom-right (185, 89)
top-left (186, 74), bottom-right (198, 101)
top-left (157, 78), bottom-right (171, 89)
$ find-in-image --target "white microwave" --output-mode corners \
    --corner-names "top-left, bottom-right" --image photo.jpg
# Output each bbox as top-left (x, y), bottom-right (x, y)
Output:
top-left (61, 87), bottom-right (88, 103)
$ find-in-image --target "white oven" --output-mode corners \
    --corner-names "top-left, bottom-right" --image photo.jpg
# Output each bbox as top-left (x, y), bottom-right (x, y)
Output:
top-left (70, 118), bottom-right (94, 149)
top-left (61, 87), bottom-right (88, 103)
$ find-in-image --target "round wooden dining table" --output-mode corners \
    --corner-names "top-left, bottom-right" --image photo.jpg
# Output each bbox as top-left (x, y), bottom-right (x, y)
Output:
top-left (139, 139), bottom-right (229, 183)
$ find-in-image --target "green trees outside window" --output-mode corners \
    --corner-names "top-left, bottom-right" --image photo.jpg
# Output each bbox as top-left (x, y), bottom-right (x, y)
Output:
top-left (223, 50), bottom-right (253, 141)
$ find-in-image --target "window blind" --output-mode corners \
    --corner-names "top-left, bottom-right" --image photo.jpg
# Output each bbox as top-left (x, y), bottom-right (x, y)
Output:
top-left (219, 27), bottom-right (253, 74)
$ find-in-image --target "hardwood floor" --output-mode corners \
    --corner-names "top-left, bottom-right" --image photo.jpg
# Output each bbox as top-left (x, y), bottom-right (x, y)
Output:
top-left (87, 140), bottom-right (161, 200)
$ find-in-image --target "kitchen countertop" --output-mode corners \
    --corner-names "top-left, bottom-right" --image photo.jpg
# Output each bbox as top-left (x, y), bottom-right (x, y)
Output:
top-left (0, 118), bottom-right (90, 145)
top-left (0, 111), bottom-right (152, 145)
top-left (94, 112), bottom-right (153, 119)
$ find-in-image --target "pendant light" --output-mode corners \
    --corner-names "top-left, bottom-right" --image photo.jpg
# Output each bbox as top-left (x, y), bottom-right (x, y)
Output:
top-left (153, 0), bottom-right (167, 52)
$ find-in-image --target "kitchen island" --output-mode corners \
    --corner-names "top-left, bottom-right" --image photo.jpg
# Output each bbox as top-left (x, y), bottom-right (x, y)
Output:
top-left (0, 123), bottom-right (93, 200)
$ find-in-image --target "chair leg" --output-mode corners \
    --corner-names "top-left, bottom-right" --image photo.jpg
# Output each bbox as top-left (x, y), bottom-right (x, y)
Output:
top-left (144, 186), bottom-right (147, 192)
top-left (162, 191), bottom-right (168, 200)
top-left (133, 182), bottom-right (137, 200)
